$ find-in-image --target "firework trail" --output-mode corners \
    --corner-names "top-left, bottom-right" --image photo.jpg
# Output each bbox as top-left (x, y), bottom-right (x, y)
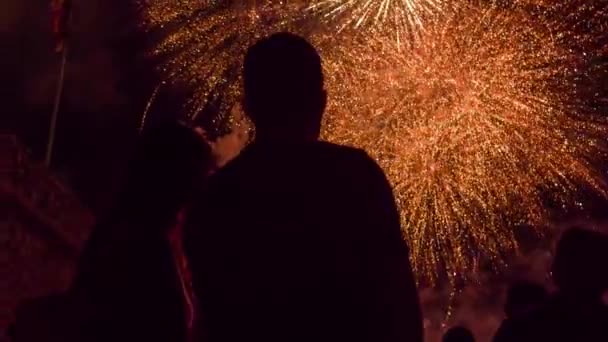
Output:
top-left (307, 0), bottom-right (446, 44)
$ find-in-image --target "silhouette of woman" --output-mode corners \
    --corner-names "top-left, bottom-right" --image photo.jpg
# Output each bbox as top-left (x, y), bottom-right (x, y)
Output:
top-left (72, 121), bottom-right (212, 342)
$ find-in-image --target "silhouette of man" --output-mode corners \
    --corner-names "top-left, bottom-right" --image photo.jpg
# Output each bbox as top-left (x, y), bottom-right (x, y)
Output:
top-left (184, 32), bottom-right (423, 342)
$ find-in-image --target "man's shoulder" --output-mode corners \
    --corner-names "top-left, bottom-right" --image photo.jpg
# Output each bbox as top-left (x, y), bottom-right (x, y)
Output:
top-left (203, 141), bottom-right (381, 191)
top-left (310, 141), bottom-right (376, 165)
top-left (218, 141), bottom-right (376, 170)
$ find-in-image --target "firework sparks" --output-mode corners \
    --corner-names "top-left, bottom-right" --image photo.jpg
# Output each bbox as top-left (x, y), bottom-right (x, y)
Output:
top-left (139, 1), bottom-right (308, 136)
top-left (307, 0), bottom-right (446, 43)
top-left (140, 0), bottom-right (607, 282)
top-left (317, 3), bottom-right (607, 282)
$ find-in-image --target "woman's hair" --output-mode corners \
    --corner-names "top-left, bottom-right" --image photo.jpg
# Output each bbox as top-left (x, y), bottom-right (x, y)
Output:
top-left (117, 121), bottom-right (211, 225)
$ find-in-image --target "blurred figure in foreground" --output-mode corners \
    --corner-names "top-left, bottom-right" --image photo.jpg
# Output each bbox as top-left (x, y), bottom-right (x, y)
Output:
top-left (502, 227), bottom-right (608, 341)
top-left (443, 326), bottom-right (475, 342)
top-left (185, 32), bottom-right (422, 342)
top-left (12, 122), bottom-right (211, 342)
top-left (493, 281), bottom-right (547, 342)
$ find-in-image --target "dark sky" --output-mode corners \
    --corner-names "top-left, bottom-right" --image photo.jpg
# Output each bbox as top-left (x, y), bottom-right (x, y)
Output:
top-left (2, 0), bottom-right (157, 214)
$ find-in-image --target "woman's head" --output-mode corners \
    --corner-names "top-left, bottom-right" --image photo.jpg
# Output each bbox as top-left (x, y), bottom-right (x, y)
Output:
top-left (120, 122), bottom-right (212, 221)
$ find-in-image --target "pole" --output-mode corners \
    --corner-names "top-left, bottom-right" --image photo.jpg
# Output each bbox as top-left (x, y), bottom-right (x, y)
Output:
top-left (45, 44), bottom-right (69, 167)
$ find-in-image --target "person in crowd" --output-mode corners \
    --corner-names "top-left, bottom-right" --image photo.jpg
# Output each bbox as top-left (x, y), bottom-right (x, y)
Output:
top-left (184, 32), bottom-right (423, 342)
top-left (10, 121), bottom-right (212, 342)
top-left (443, 326), bottom-right (476, 342)
top-left (493, 281), bottom-right (547, 342)
top-left (500, 227), bottom-right (608, 341)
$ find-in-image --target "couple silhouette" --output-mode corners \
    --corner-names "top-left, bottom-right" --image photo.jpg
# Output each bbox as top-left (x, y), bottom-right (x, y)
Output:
top-left (184, 33), bottom-right (423, 342)
top-left (10, 33), bottom-right (423, 342)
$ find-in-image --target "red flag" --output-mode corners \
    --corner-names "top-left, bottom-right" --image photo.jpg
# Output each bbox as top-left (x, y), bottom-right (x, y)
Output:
top-left (50, 0), bottom-right (72, 52)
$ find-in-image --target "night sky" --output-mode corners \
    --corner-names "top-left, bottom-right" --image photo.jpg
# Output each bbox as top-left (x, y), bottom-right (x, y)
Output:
top-left (2, 0), bottom-right (158, 214)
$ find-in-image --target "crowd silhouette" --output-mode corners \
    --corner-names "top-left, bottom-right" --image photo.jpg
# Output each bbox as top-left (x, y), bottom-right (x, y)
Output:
top-left (10, 33), bottom-right (608, 342)
top-left (492, 228), bottom-right (608, 342)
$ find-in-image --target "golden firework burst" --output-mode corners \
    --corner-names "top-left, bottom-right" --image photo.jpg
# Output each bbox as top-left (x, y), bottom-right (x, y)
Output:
top-left (140, 0), bottom-right (607, 283)
top-left (317, 2), bottom-right (607, 282)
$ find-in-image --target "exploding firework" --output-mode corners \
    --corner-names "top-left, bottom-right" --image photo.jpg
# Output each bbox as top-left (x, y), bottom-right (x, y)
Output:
top-left (317, 3), bottom-right (608, 282)
top-left (139, 1), bottom-right (308, 136)
top-left (307, 0), bottom-right (446, 43)
top-left (141, 0), bottom-right (607, 282)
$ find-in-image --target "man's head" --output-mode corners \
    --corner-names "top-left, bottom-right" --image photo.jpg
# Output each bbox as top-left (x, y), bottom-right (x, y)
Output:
top-left (243, 32), bottom-right (327, 142)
